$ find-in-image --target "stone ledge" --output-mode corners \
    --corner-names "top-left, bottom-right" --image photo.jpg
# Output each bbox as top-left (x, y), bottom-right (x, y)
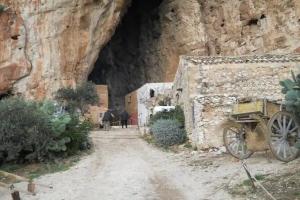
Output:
top-left (181, 54), bottom-right (300, 66)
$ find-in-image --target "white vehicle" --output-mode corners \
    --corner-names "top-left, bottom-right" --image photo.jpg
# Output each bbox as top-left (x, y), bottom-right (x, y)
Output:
top-left (153, 106), bottom-right (175, 114)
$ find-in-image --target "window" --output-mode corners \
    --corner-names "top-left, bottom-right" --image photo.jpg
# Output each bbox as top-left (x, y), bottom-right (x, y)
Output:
top-left (150, 89), bottom-right (155, 98)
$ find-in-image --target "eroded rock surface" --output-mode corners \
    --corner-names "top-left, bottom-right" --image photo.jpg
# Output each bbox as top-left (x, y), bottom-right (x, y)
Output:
top-left (143, 0), bottom-right (300, 82)
top-left (0, 0), bottom-right (130, 99)
top-left (0, 0), bottom-right (299, 100)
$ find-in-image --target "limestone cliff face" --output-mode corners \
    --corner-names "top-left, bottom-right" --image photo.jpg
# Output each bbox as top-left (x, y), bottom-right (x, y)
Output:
top-left (0, 0), bottom-right (129, 99)
top-left (0, 0), bottom-right (299, 100)
top-left (142, 0), bottom-right (300, 82)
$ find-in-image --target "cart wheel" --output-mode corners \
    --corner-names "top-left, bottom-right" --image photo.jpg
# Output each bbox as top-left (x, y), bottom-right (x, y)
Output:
top-left (267, 111), bottom-right (300, 162)
top-left (223, 123), bottom-right (253, 159)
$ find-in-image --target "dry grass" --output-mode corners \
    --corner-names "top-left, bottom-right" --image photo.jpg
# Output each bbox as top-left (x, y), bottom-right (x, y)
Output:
top-left (229, 168), bottom-right (300, 200)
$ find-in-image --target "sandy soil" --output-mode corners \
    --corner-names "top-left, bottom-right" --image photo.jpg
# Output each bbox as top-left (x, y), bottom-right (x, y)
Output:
top-left (0, 127), bottom-right (299, 200)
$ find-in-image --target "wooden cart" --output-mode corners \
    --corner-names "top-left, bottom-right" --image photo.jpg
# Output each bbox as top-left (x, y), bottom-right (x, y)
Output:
top-left (223, 99), bottom-right (300, 162)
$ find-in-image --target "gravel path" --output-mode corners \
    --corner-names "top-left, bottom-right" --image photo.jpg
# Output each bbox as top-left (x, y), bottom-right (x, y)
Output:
top-left (0, 127), bottom-right (299, 200)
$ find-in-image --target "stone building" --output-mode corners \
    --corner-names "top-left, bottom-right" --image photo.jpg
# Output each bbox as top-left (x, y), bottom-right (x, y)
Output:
top-left (125, 90), bottom-right (138, 125)
top-left (85, 85), bottom-right (109, 125)
top-left (173, 54), bottom-right (300, 148)
top-left (125, 83), bottom-right (173, 127)
top-left (137, 83), bottom-right (173, 127)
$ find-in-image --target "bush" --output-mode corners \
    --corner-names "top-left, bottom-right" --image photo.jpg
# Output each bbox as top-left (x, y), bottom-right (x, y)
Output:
top-left (150, 105), bottom-right (185, 127)
top-left (0, 98), bottom-right (53, 163)
top-left (151, 119), bottom-right (187, 147)
top-left (280, 71), bottom-right (300, 149)
top-left (39, 101), bottom-right (92, 155)
top-left (63, 116), bottom-right (93, 155)
top-left (0, 4), bottom-right (6, 13)
top-left (280, 71), bottom-right (300, 119)
top-left (56, 82), bottom-right (99, 114)
top-left (0, 98), bottom-right (93, 164)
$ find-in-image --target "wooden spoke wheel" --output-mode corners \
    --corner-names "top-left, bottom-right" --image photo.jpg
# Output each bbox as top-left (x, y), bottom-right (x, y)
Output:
top-left (267, 111), bottom-right (300, 162)
top-left (223, 123), bottom-right (253, 159)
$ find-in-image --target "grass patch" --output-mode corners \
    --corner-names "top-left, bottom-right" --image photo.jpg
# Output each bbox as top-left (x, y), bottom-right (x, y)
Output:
top-left (183, 142), bottom-right (193, 149)
top-left (242, 174), bottom-right (266, 186)
top-left (142, 134), bottom-right (155, 145)
top-left (293, 191), bottom-right (300, 197)
top-left (183, 142), bottom-right (198, 151)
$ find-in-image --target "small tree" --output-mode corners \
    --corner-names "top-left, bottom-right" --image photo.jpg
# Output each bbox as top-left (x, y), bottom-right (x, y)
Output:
top-left (56, 82), bottom-right (99, 114)
top-left (76, 82), bottom-right (100, 112)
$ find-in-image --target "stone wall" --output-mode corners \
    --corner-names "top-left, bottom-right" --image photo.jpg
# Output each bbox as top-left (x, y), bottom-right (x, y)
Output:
top-left (173, 54), bottom-right (300, 148)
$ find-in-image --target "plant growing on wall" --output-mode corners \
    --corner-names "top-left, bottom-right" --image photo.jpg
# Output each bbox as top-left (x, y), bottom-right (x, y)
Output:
top-left (0, 4), bottom-right (7, 13)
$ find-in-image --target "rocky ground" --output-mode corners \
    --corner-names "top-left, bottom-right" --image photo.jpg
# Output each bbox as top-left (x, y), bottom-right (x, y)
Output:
top-left (0, 127), bottom-right (299, 200)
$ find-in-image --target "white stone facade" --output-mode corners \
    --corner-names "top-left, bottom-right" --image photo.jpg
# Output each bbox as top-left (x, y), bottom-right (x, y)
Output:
top-left (173, 54), bottom-right (300, 148)
top-left (137, 83), bottom-right (173, 127)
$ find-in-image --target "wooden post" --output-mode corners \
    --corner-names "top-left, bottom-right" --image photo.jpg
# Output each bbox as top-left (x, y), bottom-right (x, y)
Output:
top-left (28, 180), bottom-right (35, 193)
top-left (242, 163), bottom-right (256, 190)
top-left (11, 191), bottom-right (21, 200)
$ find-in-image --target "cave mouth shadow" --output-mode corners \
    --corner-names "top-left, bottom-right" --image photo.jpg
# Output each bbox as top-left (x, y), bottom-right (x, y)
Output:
top-left (88, 0), bottom-right (163, 112)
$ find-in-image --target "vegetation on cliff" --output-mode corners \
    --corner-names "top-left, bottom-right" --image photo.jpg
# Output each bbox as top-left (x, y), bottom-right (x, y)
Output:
top-left (0, 4), bottom-right (6, 13)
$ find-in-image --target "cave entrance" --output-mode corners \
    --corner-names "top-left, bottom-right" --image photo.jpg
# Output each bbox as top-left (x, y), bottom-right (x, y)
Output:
top-left (88, 0), bottom-right (163, 112)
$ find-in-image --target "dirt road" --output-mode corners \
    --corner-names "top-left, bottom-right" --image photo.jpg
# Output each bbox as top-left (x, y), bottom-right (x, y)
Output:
top-left (1, 127), bottom-right (299, 200)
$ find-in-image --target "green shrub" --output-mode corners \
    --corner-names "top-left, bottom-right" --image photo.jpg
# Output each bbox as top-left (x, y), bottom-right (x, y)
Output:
top-left (0, 99), bottom-right (93, 164)
top-left (38, 101), bottom-right (72, 153)
top-left (280, 71), bottom-right (300, 149)
top-left (56, 82), bottom-right (99, 114)
top-left (150, 105), bottom-right (185, 126)
top-left (280, 71), bottom-right (300, 118)
top-left (47, 114), bottom-right (72, 153)
top-left (0, 4), bottom-right (6, 13)
top-left (0, 98), bottom-right (53, 163)
top-left (63, 115), bottom-right (93, 155)
top-left (150, 119), bottom-right (187, 147)
top-left (39, 101), bottom-right (92, 155)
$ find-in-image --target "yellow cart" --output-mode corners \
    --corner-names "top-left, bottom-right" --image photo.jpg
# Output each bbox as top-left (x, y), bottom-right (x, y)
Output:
top-left (223, 99), bottom-right (300, 162)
